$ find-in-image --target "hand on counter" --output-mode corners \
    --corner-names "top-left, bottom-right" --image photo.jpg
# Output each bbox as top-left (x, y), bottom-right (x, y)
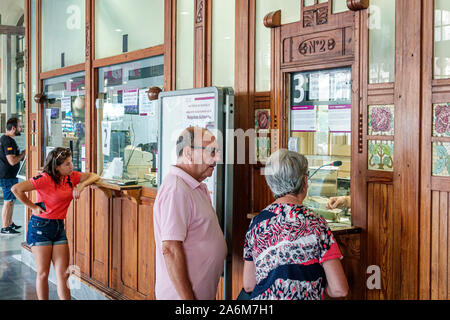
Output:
top-left (327, 196), bottom-right (351, 209)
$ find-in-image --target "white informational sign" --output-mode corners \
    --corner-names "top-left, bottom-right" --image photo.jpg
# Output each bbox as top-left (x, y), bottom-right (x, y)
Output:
top-left (160, 92), bottom-right (218, 203)
top-left (309, 73), bottom-right (320, 100)
top-left (288, 137), bottom-right (299, 152)
top-left (318, 73), bottom-right (330, 101)
top-left (123, 89), bottom-right (138, 106)
top-left (139, 88), bottom-right (156, 116)
top-left (182, 94), bottom-right (216, 129)
top-left (332, 71), bottom-right (351, 101)
top-left (291, 105), bottom-right (316, 132)
top-left (61, 96), bottom-right (72, 113)
top-left (328, 105), bottom-right (351, 133)
top-left (101, 121), bottom-right (112, 156)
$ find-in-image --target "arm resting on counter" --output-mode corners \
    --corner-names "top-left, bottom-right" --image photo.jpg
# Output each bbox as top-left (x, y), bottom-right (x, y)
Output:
top-left (79, 172), bottom-right (100, 189)
top-left (74, 173), bottom-right (100, 199)
top-left (322, 258), bottom-right (349, 297)
top-left (162, 240), bottom-right (196, 300)
top-left (243, 260), bottom-right (257, 293)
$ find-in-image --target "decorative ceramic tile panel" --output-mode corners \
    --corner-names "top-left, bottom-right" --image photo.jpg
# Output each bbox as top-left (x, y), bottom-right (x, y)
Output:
top-left (256, 136), bottom-right (270, 163)
top-left (368, 105), bottom-right (394, 135)
top-left (255, 109), bottom-right (270, 133)
top-left (432, 142), bottom-right (450, 176)
top-left (368, 140), bottom-right (394, 171)
top-left (433, 103), bottom-right (450, 137)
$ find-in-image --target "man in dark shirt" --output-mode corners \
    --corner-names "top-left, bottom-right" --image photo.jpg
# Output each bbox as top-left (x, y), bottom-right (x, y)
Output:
top-left (0, 117), bottom-right (25, 235)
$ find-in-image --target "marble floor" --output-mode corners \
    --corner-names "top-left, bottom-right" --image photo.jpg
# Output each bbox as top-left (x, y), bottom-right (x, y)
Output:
top-left (0, 201), bottom-right (59, 300)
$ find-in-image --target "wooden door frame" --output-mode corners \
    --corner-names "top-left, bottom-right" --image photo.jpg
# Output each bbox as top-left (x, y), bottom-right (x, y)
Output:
top-left (266, 3), bottom-right (367, 299)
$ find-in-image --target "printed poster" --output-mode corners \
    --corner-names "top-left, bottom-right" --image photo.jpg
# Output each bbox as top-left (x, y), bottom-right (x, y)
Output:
top-left (182, 94), bottom-right (216, 130)
top-left (123, 89), bottom-right (139, 114)
top-left (139, 88), bottom-right (156, 117)
top-left (328, 105), bottom-right (351, 133)
top-left (61, 96), bottom-right (72, 113)
top-left (291, 105), bottom-right (316, 132)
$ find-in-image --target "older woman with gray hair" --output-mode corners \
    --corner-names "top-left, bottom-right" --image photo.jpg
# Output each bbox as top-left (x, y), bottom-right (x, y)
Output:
top-left (242, 149), bottom-right (348, 300)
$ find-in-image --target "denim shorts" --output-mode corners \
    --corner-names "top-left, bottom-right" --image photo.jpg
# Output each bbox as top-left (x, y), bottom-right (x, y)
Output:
top-left (0, 178), bottom-right (18, 201)
top-left (26, 215), bottom-right (68, 247)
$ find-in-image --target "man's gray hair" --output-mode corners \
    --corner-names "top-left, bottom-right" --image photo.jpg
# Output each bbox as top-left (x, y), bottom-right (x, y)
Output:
top-left (264, 149), bottom-right (309, 199)
top-left (176, 128), bottom-right (195, 158)
top-left (176, 126), bottom-right (211, 158)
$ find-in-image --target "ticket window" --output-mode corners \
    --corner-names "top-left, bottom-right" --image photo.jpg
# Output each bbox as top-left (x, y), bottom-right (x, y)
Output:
top-left (97, 55), bottom-right (164, 188)
top-left (43, 71), bottom-right (86, 172)
top-left (289, 67), bottom-right (352, 226)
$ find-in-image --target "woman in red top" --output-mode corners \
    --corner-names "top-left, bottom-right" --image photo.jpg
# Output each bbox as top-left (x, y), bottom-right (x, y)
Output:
top-left (12, 147), bottom-right (100, 300)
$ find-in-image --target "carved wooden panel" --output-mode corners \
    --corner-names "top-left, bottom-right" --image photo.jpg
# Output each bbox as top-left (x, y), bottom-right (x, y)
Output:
top-left (367, 183), bottom-right (395, 300)
top-left (283, 27), bottom-right (353, 65)
top-left (121, 199), bottom-right (138, 291)
top-left (302, 4), bottom-right (328, 28)
top-left (430, 191), bottom-right (450, 299)
top-left (334, 233), bottom-right (361, 299)
top-left (110, 196), bottom-right (156, 299)
top-left (196, 0), bottom-right (204, 23)
top-left (74, 190), bottom-right (90, 276)
top-left (65, 202), bottom-right (74, 266)
top-left (92, 189), bottom-right (109, 286)
top-left (194, 0), bottom-right (210, 87)
top-left (137, 199), bottom-right (155, 297)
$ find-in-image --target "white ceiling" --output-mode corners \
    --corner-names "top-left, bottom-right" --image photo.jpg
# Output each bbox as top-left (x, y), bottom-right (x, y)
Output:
top-left (0, 0), bottom-right (24, 25)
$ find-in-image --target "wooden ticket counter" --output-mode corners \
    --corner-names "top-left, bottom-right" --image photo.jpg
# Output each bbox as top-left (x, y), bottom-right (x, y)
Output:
top-left (21, 0), bottom-right (450, 301)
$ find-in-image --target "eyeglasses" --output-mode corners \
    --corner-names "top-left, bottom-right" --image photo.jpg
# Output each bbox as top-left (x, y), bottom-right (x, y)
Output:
top-left (190, 145), bottom-right (221, 157)
top-left (55, 148), bottom-right (72, 161)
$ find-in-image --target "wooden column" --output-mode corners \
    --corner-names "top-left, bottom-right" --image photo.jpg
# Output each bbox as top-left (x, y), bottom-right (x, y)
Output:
top-left (193, 0), bottom-right (212, 87)
top-left (232, 0), bottom-right (251, 300)
top-left (393, 0), bottom-right (422, 299)
top-left (164, 0), bottom-right (177, 91)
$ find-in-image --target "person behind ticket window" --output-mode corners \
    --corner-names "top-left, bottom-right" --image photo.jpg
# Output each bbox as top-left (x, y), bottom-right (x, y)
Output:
top-left (327, 196), bottom-right (351, 209)
top-left (153, 126), bottom-right (227, 300)
top-left (242, 149), bottom-right (349, 300)
top-left (11, 147), bottom-right (100, 300)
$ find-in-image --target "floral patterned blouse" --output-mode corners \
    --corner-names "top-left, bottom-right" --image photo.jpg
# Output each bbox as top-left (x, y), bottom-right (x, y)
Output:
top-left (243, 203), bottom-right (342, 300)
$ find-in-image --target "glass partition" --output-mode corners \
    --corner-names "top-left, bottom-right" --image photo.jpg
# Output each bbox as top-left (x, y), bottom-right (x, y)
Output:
top-left (368, 0), bottom-right (396, 83)
top-left (97, 55), bottom-right (164, 187)
top-left (212, 0), bottom-right (235, 87)
top-left (43, 71), bottom-right (86, 171)
top-left (31, 0), bottom-right (37, 113)
top-left (95, 0), bottom-right (164, 60)
top-left (41, 0), bottom-right (85, 72)
top-left (176, 0), bottom-right (194, 89)
top-left (333, 0), bottom-right (349, 13)
top-left (434, 0), bottom-right (450, 79)
top-left (289, 67), bottom-right (352, 227)
top-left (255, 0), bottom-right (301, 92)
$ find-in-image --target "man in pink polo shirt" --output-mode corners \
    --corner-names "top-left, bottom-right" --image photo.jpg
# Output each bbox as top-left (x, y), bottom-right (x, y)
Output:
top-left (153, 126), bottom-right (227, 300)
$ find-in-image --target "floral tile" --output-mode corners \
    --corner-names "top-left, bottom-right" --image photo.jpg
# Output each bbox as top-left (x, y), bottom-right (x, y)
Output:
top-left (368, 105), bottom-right (394, 135)
top-left (432, 142), bottom-right (450, 176)
top-left (368, 140), bottom-right (394, 171)
top-left (255, 109), bottom-right (270, 133)
top-left (256, 136), bottom-right (270, 163)
top-left (433, 103), bottom-right (450, 137)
